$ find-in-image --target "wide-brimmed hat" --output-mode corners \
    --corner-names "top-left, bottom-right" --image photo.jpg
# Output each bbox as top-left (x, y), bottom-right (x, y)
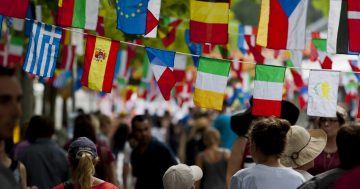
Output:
top-left (281, 126), bottom-right (327, 168)
top-left (163, 164), bottom-right (203, 189)
top-left (231, 100), bottom-right (300, 136)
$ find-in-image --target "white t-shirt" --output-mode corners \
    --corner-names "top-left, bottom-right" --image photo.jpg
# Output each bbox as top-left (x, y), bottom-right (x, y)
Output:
top-left (230, 164), bottom-right (305, 189)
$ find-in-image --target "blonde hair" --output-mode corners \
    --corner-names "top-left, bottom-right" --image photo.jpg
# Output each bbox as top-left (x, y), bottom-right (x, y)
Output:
top-left (203, 128), bottom-right (220, 147)
top-left (74, 152), bottom-right (99, 189)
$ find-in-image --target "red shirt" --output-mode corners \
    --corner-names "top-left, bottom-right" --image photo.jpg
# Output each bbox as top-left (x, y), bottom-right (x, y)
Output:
top-left (53, 182), bottom-right (118, 189)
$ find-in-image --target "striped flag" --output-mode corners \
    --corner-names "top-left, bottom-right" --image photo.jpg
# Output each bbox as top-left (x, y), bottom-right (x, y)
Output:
top-left (145, 0), bottom-right (162, 38)
top-left (57, 0), bottom-right (99, 30)
top-left (313, 38), bottom-right (333, 69)
top-left (252, 64), bottom-right (286, 117)
top-left (23, 22), bottom-right (63, 77)
top-left (237, 25), bottom-right (257, 55)
top-left (307, 70), bottom-right (339, 117)
top-left (0, 43), bottom-right (10, 68)
top-left (257, 0), bottom-right (309, 50)
top-left (81, 36), bottom-right (119, 93)
top-left (348, 0), bottom-right (360, 52)
top-left (190, 0), bottom-right (230, 44)
top-left (8, 36), bottom-right (25, 64)
top-left (327, 0), bottom-right (349, 54)
top-left (0, 0), bottom-right (29, 18)
top-left (60, 45), bottom-right (76, 70)
top-left (194, 57), bottom-right (230, 110)
top-left (174, 53), bottom-right (187, 82)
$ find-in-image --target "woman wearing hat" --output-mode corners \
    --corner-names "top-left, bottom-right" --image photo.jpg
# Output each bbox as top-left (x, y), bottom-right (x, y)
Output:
top-left (308, 106), bottom-right (348, 175)
top-left (230, 118), bottom-right (304, 189)
top-left (53, 137), bottom-right (118, 189)
top-left (280, 126), bottom-right (327, 180)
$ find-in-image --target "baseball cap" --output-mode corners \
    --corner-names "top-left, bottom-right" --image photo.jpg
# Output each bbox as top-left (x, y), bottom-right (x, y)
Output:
top-left (68, 137), bottom-right (98, 159)
top-left (163, 164), bottom-right (203, 189)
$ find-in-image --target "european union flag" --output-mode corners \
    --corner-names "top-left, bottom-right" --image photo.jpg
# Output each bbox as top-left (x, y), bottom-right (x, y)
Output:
top-left (116, 0), bottom-right (148, 35)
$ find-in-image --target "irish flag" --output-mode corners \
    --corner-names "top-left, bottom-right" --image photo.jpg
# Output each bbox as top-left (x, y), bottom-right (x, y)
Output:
top-left (81, 36), bottom-right (119, 93)
top-left (252, 64), bottom-right (286, 117)
top-left (193, 57), bottom-right (230, 111)
top-left (57, 0), bottom-right (99, 30)
top-left (257, 0), bottom-right (309, 50)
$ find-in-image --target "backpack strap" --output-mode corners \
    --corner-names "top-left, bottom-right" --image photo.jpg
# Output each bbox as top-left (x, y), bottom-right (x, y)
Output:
top-left (63, 180), bottom-right (74, 189)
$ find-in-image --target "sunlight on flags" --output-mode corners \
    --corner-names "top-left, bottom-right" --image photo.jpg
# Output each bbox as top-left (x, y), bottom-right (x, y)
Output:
top-left (193, 57), bottom-right (230, 111)
top-left (23, 21), bottom-right (62, 77)
top-left (116, 0), bottom-right (161, 38)
top-left (0, 0), bottom-right (29, 18)
top-left (57, 0), bottom-right (99, 30)
top-left (190, 0), bottom-right (229, 44)
top-left (257, 0), bottom-right (308, 50)
top-left (307, 70), bottom-right (339, 117)
top-left (252, 64), bottom-right (286, 117)
top-left (81, 36), bottom-right (119, 93)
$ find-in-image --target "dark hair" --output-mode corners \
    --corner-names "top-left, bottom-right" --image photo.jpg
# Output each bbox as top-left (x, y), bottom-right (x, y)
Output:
top-left (131, 115), bottom-right (148, 130)
top-left (112, 123), bottom-right (130, 156)
top-left (27, 115), bottom-right (55, 143)
top-left (250, 117), bottom-right (290, 156)
top-left (0, 66), bottom-right (15, 77)
top-left (337, 126), bottom-right (360, 169)
top-left (73, 114), bottom-right (97, 143)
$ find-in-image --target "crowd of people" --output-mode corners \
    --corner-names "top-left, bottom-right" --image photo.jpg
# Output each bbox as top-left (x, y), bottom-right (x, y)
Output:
top-left (1, 65), bottom-right (360, 189)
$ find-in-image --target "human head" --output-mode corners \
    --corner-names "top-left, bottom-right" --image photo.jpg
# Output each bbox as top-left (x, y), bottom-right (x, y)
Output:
top-left (318, 106), bottom-right (348, 139)
top-left (203, 127), bottom-right (220, 148)
top-left (26, 115), bottom-right (55, 143)
top-left (250, 117), bottom-right (290, 160)
top-left (131, 115), bottom-right (152, 145)
top-left (68, 137), bottom-right (99, 189)
top-left (0, 66), bottom-right (22, 140)
top-left (163, 164), bottom-right (203, 189)
top-left (281, 126), bottom-right (327, 169)
top-left (73, 114), bottom-right (97, 143)
top-left (96, 113), bottom-right (112, 135)
top-left (336, 126), bottom-right (360, 170)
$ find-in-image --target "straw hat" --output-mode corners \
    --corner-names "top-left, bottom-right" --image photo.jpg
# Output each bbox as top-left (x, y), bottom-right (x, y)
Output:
top-left (281, 126), bottom-right (327, 168)
top-left (163, 164), bottom-right (203, 189)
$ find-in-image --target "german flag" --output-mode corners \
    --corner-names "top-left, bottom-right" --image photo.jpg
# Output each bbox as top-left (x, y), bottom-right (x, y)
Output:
top-left (190, 0), bottom-right (230, 45)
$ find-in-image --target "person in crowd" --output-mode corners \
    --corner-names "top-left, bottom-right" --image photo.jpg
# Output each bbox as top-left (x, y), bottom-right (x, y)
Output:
top-left (163, 164), bottom-right (203, 189)
top-left (53, 137), bottom-right (118, 189)
top-left (122, 133), bottom-right (137, 189)
top-left (130, 115), bottom-right (177, 189)
top-left (213, 102), bottom-right (237, 150)
top-left (298, 126), bottom-right (360, 189)
top-left (308, 106), bottom-right (348, 175)
top-left (195, 128), bottom-right (229, 189)
top-left (96, 113), bottom-right (112, 147)
top-left (280, 126), bottom-right (327, 180)
top-left (230, 117), bottom-right (304, 189)
top-left (226, 99), bottom-right (300, 187)
top-left (0, 66), bottom-right (22, 188)
top-left (19, 115), bottom-right (69, 189)
top-left (65, 114), bottom-right (118, 186)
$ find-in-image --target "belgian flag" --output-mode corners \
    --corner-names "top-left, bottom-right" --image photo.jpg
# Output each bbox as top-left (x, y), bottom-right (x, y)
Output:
top-left (189, 0), bottom-right (230, 45)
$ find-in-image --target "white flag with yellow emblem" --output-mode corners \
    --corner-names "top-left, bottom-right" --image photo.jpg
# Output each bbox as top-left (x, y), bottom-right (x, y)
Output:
top-left (307, 70), bottom-right (340, 117)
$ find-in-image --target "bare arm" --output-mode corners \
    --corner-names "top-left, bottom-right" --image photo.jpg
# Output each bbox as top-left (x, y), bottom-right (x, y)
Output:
top-left (19, 162), bottom-right (27, 189)
top-left (226, 137), bottom-right (248, 188)
top-left (195, 152), bottom-right (204, 189)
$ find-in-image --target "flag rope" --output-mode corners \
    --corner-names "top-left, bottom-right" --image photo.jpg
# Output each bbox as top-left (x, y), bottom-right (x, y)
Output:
top-left (23, 18), bottom-right (360, 75)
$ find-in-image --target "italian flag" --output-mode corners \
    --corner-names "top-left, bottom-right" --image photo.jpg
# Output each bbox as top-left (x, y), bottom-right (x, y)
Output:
top-left (193, 57), bottom-right (230, 111)
top-left (252, 64), bottom-right (286, 117)
top-left (57, 0), bottom-right (99, 30)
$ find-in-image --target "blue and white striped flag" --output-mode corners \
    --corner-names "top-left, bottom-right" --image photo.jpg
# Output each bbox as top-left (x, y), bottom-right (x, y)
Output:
top-left (23, 21), bottom-right (62, 77)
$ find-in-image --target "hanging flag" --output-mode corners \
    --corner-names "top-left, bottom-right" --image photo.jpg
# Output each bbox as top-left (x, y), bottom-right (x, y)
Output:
top-left (8, 36), bottom-right (25, 64)
top-left (0, 16), bottom-right (2, 37)
top-left (307, 70), bottom-right (339, 117)
top-left (71, 28), bottom-right (84, 55)
top-left (189, 0), bottom-right (230, 44)
top-left (185, 29), bottom-right (202, 67)
top-left (348, 0), bottom-right (360, 52)
top-left (145, 47), bottom-right (176, 100)
top-left (0, 0), bottom-right (29, 18)
top-left (96, 16), bottom-right (105, 36)
top-left (162, 19), bottom-right (182, 47)
top-left (298, 86), bottom-right (308, 110)
top-left (173, 53), bottom-right (187, 82)
top-left (312, 38), bottom-right (333, 69)
top-left (237, 25), bottom-right (257, 55)
top-left (23, 21), bottom-right (63, 77)
top-left (0, 44), bottom-right (9, 68)
top-left (252, 64), bottom-right (286, 117)
top-left (257, 0), bottom-right (309, 50)
top-left (327, 0), bottom-right (349, 54)
top-left (57, 0), bottom-right (99, 30)
top-left (60, 45), bottom-right (76, 70)
top-left (194, 57), bottom-right (230, 110)
top-left (245, 35), bottom-right (265, 64)
top-left (342, 73), bottom-right (358, 103)
top-left (116, 0), bottom-right (161, 37)
top-left (81, 36), bottom-right (120, 93)
top-left (53, 69), bottom-right (72, 89)
top-left (349, 60), bottom-right (360, 82)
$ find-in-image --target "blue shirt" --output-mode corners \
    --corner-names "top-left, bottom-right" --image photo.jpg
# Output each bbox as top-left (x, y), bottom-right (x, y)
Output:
top-left (213, 114), bottom-right (237, 149)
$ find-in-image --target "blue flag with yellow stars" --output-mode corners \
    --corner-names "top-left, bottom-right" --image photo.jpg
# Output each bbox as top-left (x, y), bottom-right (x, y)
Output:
top-left (116, 0), bottom-right (148, 35)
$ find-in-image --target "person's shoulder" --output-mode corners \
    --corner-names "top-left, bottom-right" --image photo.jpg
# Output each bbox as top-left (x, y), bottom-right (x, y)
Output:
top-left (94, 182), bottom-right (118, 189)
top-left (52, 183), bottom-right (64, 189)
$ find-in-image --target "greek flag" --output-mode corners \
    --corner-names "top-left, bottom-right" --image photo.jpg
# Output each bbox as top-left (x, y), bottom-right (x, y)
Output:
top-left (23, 21), bottom-right (62, 77)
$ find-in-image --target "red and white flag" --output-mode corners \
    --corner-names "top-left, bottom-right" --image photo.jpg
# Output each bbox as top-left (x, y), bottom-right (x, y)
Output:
top-left (60, 45), bottom-right (76, 71)
top-left (348, 0), bottom-right (360, 52)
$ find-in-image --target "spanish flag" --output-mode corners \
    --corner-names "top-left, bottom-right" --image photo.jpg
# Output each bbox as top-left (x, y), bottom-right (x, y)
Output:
top-left (81, 36), bottom-right (119, 93)
top-left (189, 0), bottom-right (230, 45)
